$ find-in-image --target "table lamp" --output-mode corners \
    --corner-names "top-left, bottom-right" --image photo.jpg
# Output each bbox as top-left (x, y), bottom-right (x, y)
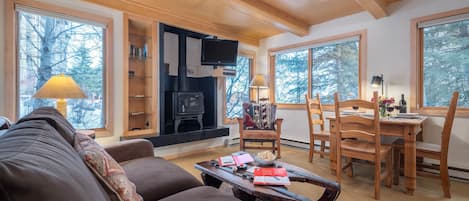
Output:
top-left (371, 74), bottom-right (384, 95)
top-left (33, 74), bottom-right (87, 118)
top-left (250, 74), bottom-right (268, 103)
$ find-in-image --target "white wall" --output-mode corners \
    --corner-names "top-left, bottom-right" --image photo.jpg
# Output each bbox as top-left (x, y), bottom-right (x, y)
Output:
top-left (256, 0), bottom-right (469, 169)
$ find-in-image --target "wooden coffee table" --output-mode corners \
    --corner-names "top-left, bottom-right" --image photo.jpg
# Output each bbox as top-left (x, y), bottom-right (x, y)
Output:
top-left (195, 160), bottom-right (340, 201)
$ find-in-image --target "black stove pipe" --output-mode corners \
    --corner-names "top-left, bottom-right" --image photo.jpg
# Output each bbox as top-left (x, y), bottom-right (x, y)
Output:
top-left (178, 33), bottom-right (188, 91)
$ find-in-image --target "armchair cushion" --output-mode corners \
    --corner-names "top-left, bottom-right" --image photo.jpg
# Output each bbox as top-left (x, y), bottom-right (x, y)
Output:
top-left (242, 103), bottom-right (277, 130)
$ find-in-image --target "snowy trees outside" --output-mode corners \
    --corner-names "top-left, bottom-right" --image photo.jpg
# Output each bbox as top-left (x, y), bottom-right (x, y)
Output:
top-left (275, 50), bottom-right (308, 104)
top-left (423, 19), bottom-right (469, 107)
top-left (312, 40), bottom-right (359, 104)
top-left (274, 40), bottom-right (359, 105)
top-left (225, 56), bottom-right (251, 119)
top-left (17, 10), bottom-right (105, 129)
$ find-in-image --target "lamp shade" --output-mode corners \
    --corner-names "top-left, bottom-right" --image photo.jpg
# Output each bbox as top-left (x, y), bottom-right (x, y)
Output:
top-left (371, 74), bottom-right (383, 88)
top-left (250, 74), bottom-right (268, 88)
top-left (33, 74), bottom-right (87, 99)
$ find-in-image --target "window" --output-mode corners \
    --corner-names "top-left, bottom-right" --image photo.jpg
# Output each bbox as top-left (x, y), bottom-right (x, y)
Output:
top-left (269, 31), bottom-right (366, 108)
top-left (411, 8), bottom-right (469, 116)
top-left (273, 50), bottom-right (308, 104)
top-left (311, 39), bottom-right (360, 104)
top-left (5, 1), bottom-right (113, 133)
top-left (224, 55), bottom-right (253, 122)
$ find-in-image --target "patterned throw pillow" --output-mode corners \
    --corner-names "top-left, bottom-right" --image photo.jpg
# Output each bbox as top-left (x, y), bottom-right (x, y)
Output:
top-left (74, 132), bottom-right (143, 201)
top-left (242, 103), bottom-right (277, 130)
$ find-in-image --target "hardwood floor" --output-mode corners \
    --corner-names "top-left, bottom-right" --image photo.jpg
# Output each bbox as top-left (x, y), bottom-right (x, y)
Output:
top-left (169, 144), bottom-right (469, 201)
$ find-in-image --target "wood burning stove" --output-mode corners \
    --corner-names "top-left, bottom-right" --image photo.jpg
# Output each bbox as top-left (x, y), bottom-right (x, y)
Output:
top-left (171, 92), bottom-right (204, 132)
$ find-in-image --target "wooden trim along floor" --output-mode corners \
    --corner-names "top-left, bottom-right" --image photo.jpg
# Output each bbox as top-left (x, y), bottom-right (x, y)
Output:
top-left (169, 144), bottom-right (469, 201)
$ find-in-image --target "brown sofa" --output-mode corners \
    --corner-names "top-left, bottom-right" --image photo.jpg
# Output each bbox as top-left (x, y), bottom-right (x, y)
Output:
top-left (0, 108), bottom-right (238, 201)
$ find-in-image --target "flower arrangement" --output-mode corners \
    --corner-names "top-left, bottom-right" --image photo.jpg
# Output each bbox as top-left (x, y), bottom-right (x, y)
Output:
top-left (372, 96), bottom-right (395, 117)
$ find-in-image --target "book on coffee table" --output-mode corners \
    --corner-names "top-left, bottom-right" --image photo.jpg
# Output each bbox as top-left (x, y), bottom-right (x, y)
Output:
top-left (253, 168), bottom-right (291, 186)
top-left (218, 152), bottom-right (254, 166)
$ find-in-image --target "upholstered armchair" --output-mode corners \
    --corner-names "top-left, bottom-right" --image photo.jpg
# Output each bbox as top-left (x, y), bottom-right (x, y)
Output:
top-left (237, 103), bottom-right (283, 158)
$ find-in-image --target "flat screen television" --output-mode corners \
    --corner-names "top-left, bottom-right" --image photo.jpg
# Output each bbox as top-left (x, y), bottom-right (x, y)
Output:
top-left (201, 39), bottom-right (238, 66)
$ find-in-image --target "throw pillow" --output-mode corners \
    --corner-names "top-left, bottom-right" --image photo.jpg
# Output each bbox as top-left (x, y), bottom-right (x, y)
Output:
top-left (242, 103), bottom-right (276, 130)
top-left (74, 132), bottom-right (143, 201)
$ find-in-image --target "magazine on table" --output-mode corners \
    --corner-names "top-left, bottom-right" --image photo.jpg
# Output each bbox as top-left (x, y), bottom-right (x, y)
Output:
top-left (218, 152), bottom-right (254, 166)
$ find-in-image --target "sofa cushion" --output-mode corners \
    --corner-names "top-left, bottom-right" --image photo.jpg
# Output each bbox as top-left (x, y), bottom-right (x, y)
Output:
top-left (74, 132), bottom-right (142, 201)
top-left (16, 107), bottom-right (76, 144)
top-left (159, 186), bottom-right (239, 201)
top-left (122, 157), bottom-right (202, 201)
top-left (0, 120), bottom-right (110, 201)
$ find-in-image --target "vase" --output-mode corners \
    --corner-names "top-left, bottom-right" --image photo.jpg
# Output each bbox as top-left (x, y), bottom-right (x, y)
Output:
top-left (379, 106), bottom-right (387, 117)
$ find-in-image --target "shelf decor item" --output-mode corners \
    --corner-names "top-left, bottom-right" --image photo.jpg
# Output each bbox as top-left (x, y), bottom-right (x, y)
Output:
top-left (33, 74), bottom-right (87, 118)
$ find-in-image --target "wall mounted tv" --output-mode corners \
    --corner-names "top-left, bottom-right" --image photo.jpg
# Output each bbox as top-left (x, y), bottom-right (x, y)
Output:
top-left (201, 39), bottom-right (238, 66)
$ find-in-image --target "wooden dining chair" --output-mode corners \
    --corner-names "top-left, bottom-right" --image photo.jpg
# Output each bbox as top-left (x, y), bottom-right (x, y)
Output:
top-left (334, 91), bottom-right (393, 200)
top-left (305, 94), bottom-right (330, 162)
top-left (393, 91), bottom-right (459, 198)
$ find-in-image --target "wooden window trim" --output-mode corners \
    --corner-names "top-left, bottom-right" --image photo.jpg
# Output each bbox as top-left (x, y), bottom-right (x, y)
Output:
top-left (268, 30), bottom-right (367, 110)
top-left (410, 7), bottom-right (469, 117)
top-left (222, 50), bottom-right (255, 124)
top-left (4, 0), bottom-right (114, 137)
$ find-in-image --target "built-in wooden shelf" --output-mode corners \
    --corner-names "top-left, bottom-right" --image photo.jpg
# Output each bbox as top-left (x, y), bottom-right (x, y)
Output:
top-left (124, 13), bottom-right (158, 137)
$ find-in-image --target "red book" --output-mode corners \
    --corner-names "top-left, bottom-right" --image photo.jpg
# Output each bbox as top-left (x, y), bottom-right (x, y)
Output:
top-left (253, 168), bottom-right (290, 185)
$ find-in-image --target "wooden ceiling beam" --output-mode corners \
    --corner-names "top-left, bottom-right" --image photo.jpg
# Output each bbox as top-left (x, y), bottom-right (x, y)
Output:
top-left (83, 0), bottom-right (259, 46)
top-left (354, 0), bottom-right (388, 19)
top-left (230, 0), bottom-right (309, 36)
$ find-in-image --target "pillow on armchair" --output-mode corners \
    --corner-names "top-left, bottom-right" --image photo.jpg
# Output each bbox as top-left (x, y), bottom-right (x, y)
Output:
top-left (242, 103), bottom-right (277, 130)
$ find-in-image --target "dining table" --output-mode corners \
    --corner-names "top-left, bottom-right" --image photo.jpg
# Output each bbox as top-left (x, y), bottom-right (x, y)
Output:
top-left (327, 114), bottom-right (427, 195)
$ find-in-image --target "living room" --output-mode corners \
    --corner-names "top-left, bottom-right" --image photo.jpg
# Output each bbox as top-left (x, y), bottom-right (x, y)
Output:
top-left (1, 0), bottom-right (469, 200)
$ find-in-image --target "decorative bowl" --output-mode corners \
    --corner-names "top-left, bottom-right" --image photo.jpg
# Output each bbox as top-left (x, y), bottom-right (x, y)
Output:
top-left (254, 156), bottom-right (276, 167)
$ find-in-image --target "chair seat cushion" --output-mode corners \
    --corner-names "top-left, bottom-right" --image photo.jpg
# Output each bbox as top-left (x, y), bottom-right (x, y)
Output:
top-left (341, 139), bottom-right (392, 155)
top-left (159, 186), bottom-right (239, 201)
top-left (242, 130), bottom-right (277, 140)
top-left (121, 157), bottom-right (202, 201)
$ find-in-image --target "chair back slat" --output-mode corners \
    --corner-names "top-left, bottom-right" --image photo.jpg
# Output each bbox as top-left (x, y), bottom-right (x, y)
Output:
top-left (311, 119), bottom-right (324, 125)
top-left (305, 94), bottom-right (325, 132)
top-left (441, 92), bottom-right (459, 157)
top-left (309, 108), bottom-right (322, 115)
top-left (340, 115), bottom-right (375, 128)
top-left (340, 99), bottom-right (376, 110)
top-left (341, 130), bottom-right (376, 142)
top-left (334, 92), bottom-right (380, 143)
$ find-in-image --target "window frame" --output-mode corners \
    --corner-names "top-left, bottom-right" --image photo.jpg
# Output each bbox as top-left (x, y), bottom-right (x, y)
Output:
top-left (222, 50), bottom-right (255, 124)
top-left (269, 30), bottom-right (367, 110)
top-left (4, 0), bottom-right (114, 137)
top-left (410, 7), bottom-right (469, 117)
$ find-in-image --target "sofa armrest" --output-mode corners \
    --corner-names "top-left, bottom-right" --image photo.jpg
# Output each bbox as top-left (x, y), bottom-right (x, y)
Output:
top-left (104, 139), bottom-right (154, 163)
